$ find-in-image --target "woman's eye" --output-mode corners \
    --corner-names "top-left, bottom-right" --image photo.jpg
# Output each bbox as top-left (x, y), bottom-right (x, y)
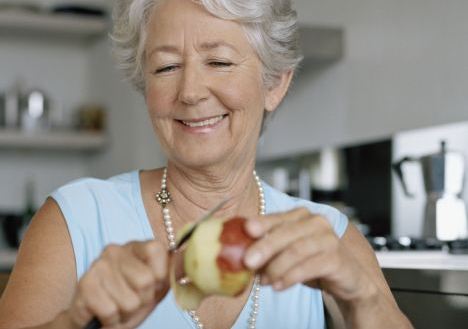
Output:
top-left (209, 61), bottom-right (233, 68)
top-left (154, 65), bottom-right (178, 74)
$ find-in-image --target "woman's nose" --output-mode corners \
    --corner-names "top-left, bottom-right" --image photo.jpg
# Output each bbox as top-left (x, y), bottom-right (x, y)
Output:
top-left (178, 65), bottom-right (209, 105)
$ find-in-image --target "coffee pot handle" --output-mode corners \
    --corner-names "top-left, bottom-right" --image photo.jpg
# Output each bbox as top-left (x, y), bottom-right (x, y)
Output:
top-left (392, 156), bottom-right (417, 198)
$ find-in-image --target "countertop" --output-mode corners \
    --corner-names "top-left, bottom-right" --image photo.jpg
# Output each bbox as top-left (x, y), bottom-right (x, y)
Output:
top-left (376, 250), bottom-right (468, 271)
top-left (377, 251), bottom-right (468, 296)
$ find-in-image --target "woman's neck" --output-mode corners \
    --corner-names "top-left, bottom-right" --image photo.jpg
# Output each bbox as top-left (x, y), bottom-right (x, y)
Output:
top-left (165, 160), bottom-right (260, 226)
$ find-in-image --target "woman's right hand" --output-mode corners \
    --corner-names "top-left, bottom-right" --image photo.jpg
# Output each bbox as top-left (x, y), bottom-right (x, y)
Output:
top-left (64, 240), bottom-right (169, 329)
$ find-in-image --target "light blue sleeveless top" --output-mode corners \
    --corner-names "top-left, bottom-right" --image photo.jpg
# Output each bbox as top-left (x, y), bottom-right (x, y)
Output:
top-left (51, 171), bottom-right (348, 329)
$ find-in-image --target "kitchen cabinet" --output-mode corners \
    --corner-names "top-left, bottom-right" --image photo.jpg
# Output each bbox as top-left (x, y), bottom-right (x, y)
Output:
top-left (392, 291), bottom-right (468, 328)
top-left (377, 252), bottom-right (468, 328)
top-left (384, 268), bottom-right (468, 329)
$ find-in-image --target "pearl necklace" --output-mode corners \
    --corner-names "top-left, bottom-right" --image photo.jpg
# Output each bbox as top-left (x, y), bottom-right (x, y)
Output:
top-left (156, 168), bottom-right (265, 329)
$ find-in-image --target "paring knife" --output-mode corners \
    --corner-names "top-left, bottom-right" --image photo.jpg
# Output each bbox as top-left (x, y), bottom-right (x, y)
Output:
top-left (83, 198), bottom-right (229, 329)
top-left (172, 197), bottom-right (230, 251)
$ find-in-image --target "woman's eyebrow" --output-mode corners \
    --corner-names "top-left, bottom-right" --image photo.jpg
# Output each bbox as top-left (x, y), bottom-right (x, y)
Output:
top-left (148, 41), bottom-right (241, 58)
top-left (199, 41), bottom-right (241, 54)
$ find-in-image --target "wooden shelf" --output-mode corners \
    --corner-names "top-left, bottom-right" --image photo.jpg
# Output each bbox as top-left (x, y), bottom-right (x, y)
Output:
top-left (0, 129), bottom-right (108, 152)
top-left (0, 9), bottom-right (108, 41)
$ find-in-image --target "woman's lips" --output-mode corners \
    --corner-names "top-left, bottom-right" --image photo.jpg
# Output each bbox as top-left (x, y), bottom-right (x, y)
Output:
top-left (176, 114), bottom-right (228, 133)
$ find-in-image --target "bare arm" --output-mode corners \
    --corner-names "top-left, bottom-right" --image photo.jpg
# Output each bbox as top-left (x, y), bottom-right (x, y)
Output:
top-left (0, 198), bottom-right (78, 329)
top-left (243, 208), bottom-right (413, 329)
top-left (323, 223), bottom-right (410, 328)
top-left (0, 197), bottom-right (170, 329)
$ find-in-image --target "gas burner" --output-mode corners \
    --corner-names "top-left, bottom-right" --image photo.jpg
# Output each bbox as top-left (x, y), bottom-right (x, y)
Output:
top-left (366, 236), bottom-right (462, 252)
top-left (447, 239), bottom-right (468, 255)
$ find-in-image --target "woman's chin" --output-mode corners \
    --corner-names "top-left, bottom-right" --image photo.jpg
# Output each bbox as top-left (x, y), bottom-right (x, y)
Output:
top-left (173, 149), bottom-right (233, 169)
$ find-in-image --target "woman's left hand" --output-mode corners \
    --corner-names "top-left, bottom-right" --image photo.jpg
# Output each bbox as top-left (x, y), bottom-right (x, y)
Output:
top-left (243, 207), bottom-right (375, 304)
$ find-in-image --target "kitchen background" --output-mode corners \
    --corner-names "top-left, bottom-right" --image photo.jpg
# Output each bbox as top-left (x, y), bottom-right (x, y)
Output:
top-left (1, 0), bottom-right (468, 327)
top-left (1, 0), bottom-right (467, 237)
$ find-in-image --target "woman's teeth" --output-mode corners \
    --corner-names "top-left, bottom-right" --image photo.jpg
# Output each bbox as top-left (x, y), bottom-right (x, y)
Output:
top-left (181, 115), bottom-right (225, 128)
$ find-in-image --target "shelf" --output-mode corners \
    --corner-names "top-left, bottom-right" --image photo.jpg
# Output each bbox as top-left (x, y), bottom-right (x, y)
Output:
top-left (0, 129), bottom-right (108, 152)
top-left (0, 9), bottom-right (108, 41)
top-left (299, 25), bottom-right (344, 62)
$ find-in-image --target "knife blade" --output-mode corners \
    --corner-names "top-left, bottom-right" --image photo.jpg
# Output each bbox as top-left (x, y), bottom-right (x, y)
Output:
top-left (172, 198), bottom-right (230, 251)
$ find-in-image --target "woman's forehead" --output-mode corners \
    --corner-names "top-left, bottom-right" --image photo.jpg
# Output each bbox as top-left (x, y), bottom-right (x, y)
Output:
top-left (145, 0), bottom-right (252, 55)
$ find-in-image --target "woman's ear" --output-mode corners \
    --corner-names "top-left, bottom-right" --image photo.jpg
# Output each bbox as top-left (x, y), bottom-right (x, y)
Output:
top-left (264, 70), bottom-right (294, 113)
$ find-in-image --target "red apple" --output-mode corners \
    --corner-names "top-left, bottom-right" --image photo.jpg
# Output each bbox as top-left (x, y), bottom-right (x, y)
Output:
top-left (171, 216), bottom-right (255, 310)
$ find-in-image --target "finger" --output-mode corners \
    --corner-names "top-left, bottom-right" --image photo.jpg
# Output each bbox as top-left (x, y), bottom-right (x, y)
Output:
top-left (272, 252), bottom-right (333, 291)
top-left (130, 240), bottom-right (169, 282)
top-left (263, 236), bottom-right (323, 283)
top-left (100, 263), bottom-right (144, 318)
top-left (244, 216), bottom-right (319, 269)
top-left (245, 207), bottom-right (311, 238)
top-left (118, 255), bottom-right (161, 305)
top-left (68, 295), bottom-right (94, 328)
top-left (119, 250), bottom-right (156, 290)
top-left (100, 243), bottom-right (162, 307)
top-left (79, 272), bottom-right (121, 327)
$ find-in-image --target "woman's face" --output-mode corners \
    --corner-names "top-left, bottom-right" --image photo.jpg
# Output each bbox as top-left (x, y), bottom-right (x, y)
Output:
top-left (144, 0), bottom-right (286, 168)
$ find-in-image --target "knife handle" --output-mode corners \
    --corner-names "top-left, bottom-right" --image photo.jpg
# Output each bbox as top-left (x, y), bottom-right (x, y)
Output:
top-left (84, 317), bottom-right (101, 329)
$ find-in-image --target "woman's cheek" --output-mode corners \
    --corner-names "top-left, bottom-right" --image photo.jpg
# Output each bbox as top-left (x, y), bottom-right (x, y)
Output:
top-left (146, 81), bottom-right (174, 117)
top-left (213, 75), bottom-right (263, 113)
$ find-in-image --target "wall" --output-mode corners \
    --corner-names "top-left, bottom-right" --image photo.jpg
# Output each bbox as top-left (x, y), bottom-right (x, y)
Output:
top-left (3, 0), bottom-right (468, 241)
top-left (259, 0), bottom-right (468, 159)
top-left (85, 38), bottom-right (166, 178)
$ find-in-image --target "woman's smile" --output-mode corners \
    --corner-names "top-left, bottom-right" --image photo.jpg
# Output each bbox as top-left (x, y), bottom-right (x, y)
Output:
top-left (176, 114), bottom-right (229, 134)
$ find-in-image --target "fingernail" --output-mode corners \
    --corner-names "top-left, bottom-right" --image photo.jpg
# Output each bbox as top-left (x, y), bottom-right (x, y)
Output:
top-left (247, 220), bottom-right (263, 236)
top-left (273, 281), bottom-right (284, 290)
top-left (245, 251), bottom-right (262, 268)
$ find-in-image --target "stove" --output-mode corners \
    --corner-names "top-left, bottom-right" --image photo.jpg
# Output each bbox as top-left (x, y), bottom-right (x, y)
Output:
top-left (370, 237), bottom-right (468, 328)
top-left (367, 236), bottom-right (468, 254)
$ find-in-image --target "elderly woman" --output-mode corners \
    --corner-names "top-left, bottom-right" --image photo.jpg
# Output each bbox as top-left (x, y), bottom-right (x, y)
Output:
top-left (0, 0), bottom-right (412, 328)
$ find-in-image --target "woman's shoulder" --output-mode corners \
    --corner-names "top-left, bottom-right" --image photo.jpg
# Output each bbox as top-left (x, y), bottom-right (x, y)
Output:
top-left (49, 170), bottom-right (150, 278)
top-left (54, 171), bottom-right (136, 195)
top-left (262, 182), bottom-right (349, 238)
top-left (50, 170), bottom-right (140, 224)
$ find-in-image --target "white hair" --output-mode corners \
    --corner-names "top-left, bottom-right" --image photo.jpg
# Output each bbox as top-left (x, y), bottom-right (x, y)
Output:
top-left (112, 0), bottom-right (303, 94)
